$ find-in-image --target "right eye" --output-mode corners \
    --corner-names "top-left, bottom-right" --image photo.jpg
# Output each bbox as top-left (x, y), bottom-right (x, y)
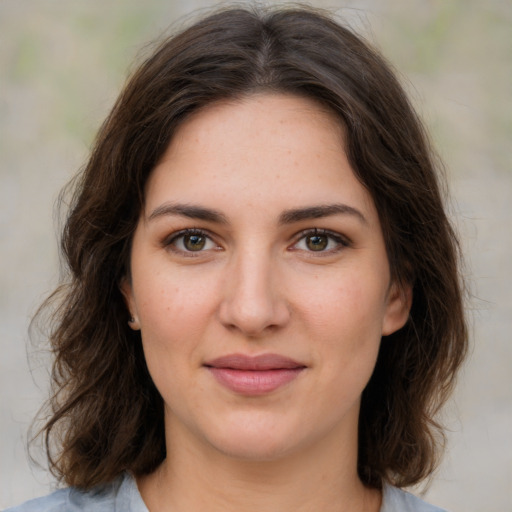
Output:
top-left (165, 229), bottom-right (218, 255)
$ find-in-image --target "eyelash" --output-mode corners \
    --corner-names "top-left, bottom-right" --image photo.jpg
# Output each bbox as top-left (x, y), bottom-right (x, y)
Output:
top-left (162, 227), bottom-right (350, 256)
top-left (163, 228), bottom-right (219, 256)
top-left (290, 228), bottom-right (351, 254)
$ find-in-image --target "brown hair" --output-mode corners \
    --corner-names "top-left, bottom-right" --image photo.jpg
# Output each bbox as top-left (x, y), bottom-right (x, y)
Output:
top-left (36, 5), bottom-right (467, 490)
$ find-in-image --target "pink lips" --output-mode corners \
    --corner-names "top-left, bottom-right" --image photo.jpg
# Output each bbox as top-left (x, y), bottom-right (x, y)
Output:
top-left (204, 354), bottom-right (306, 396)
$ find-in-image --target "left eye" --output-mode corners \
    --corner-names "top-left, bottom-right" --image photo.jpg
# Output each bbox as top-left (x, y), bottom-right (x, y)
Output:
top-left (293, 230), bottom-right (347, 253)
top-left (167, 230), bottom-right (217, 253)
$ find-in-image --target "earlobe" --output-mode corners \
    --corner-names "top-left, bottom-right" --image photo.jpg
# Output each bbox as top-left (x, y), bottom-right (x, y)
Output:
top-left (120, 276), bottom-right (141, 331)
top-left (382, 282), bottom-right (412, 336)
top-left (128, 316), bottom-right (141, 330)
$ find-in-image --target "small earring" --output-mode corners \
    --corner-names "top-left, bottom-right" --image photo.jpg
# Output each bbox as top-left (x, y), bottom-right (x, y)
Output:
top-left (128, 316), bottom-right (140, 330)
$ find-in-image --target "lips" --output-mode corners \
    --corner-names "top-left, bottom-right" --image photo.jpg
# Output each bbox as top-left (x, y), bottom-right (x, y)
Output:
top-left (204, 353), bottom-right (306, 395)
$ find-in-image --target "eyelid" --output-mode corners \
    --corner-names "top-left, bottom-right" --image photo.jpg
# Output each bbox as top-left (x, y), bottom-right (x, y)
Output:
top-left (289, 228), bottom-right (351, 253)
top-left (162, 228), bottom-right (221, 255)
top-left (161, 227), bottom-right (350, 256)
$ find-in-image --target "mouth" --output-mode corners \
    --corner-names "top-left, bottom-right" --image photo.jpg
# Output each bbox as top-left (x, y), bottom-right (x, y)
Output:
top-left (204, 353), bottom-right (306, 395)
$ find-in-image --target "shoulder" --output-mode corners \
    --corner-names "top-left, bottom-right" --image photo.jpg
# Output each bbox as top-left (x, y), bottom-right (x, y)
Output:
top-left (3, 473), bottom-right (148, 512)
top-left (381, 485), bottom-right (449, 512)
top-left (3, 488), bottom-right (69, 512)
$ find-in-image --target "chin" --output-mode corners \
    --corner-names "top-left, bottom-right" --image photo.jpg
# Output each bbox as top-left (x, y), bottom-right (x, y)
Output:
top-left (199, 414), bottom-right (299, 461)
top-left (212, 436), bottom-right (295, 462)
top-left (207, 414), bottom-right (327, 464)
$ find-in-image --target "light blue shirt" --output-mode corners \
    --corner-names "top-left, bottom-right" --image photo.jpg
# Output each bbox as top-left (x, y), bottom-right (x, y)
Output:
top-left (5, 473), bottom-right (447, 512)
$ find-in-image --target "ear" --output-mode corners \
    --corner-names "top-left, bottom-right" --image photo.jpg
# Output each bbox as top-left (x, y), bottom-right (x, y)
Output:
top-left (382, 282), bottom-right (412, 336)
top-left (120, 276), bottom-right (141, 331)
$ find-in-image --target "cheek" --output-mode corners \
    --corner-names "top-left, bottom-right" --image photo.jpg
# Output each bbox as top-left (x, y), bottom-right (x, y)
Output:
top-left (136, 278), bottom-right (211, 395)
top-left (134, 268), bottom-right (222, 378)
top-left (295, 272), bottom-right (387, 378)
top-left (299, 273), bottom-right (386, 335)
top-left (136, 267), bottom-right (218, 325)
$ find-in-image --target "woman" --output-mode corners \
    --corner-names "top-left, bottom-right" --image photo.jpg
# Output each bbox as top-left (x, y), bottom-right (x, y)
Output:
top-left (8, 5), bottom-right (467, 512)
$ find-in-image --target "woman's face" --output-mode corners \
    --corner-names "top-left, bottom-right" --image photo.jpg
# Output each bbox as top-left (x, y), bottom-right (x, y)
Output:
top-left (122, 94), bottom-right (410, 462)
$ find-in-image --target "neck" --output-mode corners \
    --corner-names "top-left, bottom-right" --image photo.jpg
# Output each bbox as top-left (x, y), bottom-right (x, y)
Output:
top-left (137, 422), bottom-right (381, 512)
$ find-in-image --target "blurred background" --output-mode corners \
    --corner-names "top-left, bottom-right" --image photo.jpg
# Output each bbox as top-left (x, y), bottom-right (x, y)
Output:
top-left (1, 0), bottom-right (510, 510)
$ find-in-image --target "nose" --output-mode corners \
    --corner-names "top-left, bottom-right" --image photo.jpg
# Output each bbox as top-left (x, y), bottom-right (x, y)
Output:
top-left (218, 248), bottom-right (290, 337)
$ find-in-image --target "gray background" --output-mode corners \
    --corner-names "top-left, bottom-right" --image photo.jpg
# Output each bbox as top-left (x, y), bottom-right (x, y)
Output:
top-left (1, 0), bottom-right (511, 510)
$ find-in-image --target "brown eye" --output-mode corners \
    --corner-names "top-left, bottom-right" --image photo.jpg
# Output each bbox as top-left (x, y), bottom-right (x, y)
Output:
top-left (166, 229), bottom-right (217, 254)
top-left (306, 234), bottom-right (329, 251)
top-left (184, 234), bottom-right (206, 251)
top-left (292, 229), bottom-right (349, 254)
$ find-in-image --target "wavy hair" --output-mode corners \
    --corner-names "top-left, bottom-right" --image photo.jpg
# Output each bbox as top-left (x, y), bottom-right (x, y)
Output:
top-left (35, 5), bottom-right (467, 490)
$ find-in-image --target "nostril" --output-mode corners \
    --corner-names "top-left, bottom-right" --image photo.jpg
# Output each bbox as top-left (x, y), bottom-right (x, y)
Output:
top-left (218, 298), bottom-right (290, 338)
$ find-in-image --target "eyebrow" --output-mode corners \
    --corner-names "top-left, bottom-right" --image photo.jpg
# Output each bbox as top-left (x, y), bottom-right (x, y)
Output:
top-left (147, 203), bottom-right (228, 224)
top-left (147, 202), bottom-right (367, 226)
top-left (278, 204), bottom-right (367, 225)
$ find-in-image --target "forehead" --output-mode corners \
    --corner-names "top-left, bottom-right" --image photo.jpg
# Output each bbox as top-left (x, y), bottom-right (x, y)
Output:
top-left (144, 93), bottom-right (377, 223)
top-left (179, 92), bottom-right (342, 137)
top-left (165, 92), bottom-right (343, 155)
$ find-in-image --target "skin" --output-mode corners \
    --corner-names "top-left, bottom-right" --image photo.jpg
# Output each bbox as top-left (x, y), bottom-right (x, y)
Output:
top-left (122, 94), bottom-right (411, 512)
